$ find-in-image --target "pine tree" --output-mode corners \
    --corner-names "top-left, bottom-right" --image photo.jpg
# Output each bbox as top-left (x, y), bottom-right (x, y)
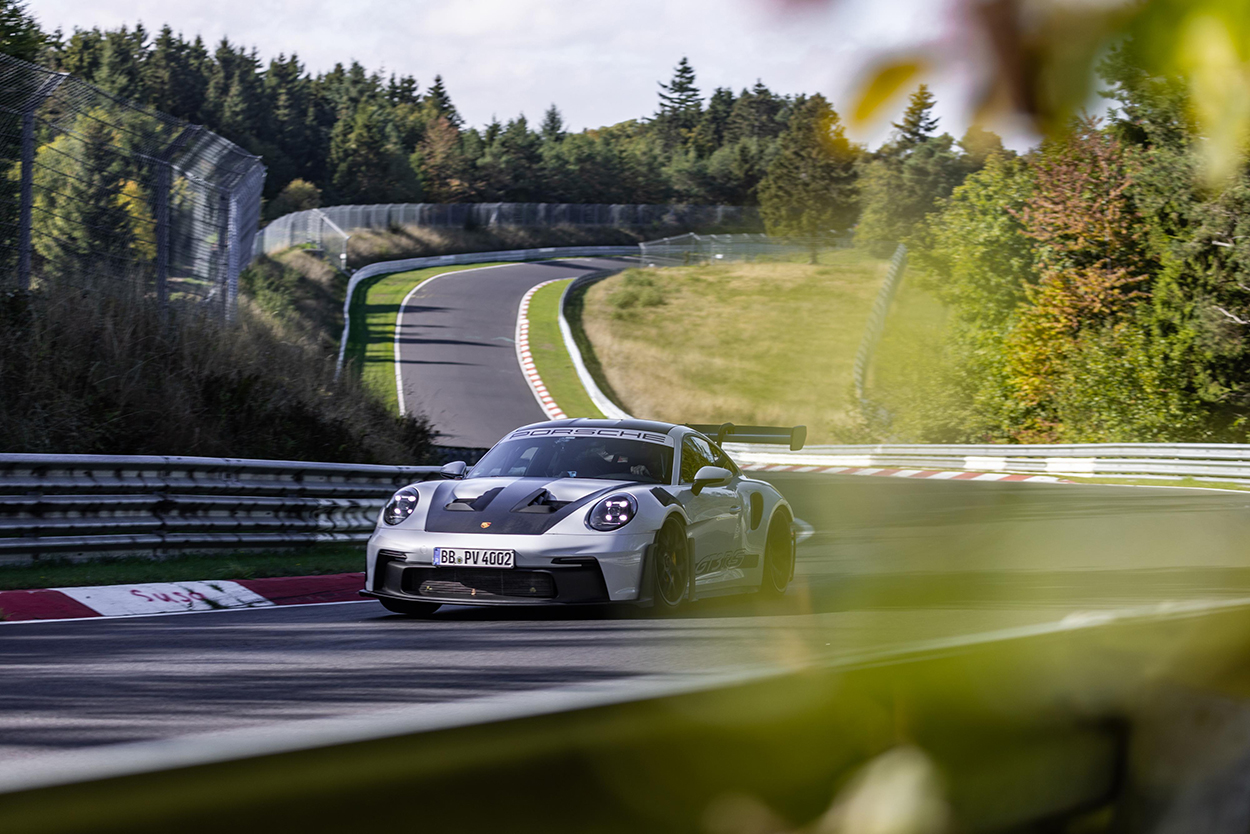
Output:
top-left (890, 84), bottom-right (939, 152)
top-left (328, 102), bottom-right (418, 203)
top-left (33, 114), bottom-right (137, 281)
top-left (145, 26), bottom-right (207, 121)
top-left (726, 80), bottom-right (784, 143)
top-left (757, 95), bottom-right (859, 262)
top-left (689, 86), bottom-right (734, 156)
top-left (540, 104), bottom-right (565, 143)
top-left (424, 75), bottom-right (461, 128)
top-left (655, 57), bottom-right (702, 145)
top-left (95, 25), bottom-right (145, 101)
top-left (0, 0), bottom-right (43, 61)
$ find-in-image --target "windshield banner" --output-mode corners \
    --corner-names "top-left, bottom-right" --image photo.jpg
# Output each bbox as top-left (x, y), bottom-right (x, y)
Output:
top-left (506, 426), bottom-right (674, 446)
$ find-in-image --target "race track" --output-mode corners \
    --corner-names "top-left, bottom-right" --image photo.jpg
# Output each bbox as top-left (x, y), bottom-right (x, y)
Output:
top-left (395, 257), bottom-right (633, 447)
top-left (4, 475), bottom-right (1249, 768)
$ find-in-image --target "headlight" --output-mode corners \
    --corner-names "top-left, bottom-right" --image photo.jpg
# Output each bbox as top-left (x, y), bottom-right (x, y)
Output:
top-left (383, 487), bottom-right (420, 525)
top-left (586, 494), bottom-right (637, 531)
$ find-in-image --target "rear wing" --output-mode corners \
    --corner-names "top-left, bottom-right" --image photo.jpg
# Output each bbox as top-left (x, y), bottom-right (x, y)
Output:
top-left (686, 423), bottom-right (807, 452)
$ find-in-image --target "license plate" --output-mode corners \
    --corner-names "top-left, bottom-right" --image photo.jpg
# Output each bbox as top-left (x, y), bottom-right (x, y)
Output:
top-left (432, 548), bottom-right (515, 568)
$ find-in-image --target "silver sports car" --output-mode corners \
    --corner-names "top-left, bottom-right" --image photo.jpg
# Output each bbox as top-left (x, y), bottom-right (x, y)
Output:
top-left (361, 418), bottom-right (806, 616)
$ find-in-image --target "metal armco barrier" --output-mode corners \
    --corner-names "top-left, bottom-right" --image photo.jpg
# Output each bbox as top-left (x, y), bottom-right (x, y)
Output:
top-left (335, 245), bottom-right (640, 378)
top-left (727, 441), bottom-right (1250, 483)
top-left (0, 455), bottom-right (441, 562)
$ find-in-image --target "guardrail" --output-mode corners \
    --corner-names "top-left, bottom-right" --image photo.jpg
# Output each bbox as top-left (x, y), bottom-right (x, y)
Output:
top-left (726, 441), bottom-right (1250, 483)
top-left (10, 440), bottom-right (1250, 564)
top-left (0, 455), bottom-right (442, 563)
top-left (335, 245), bottom-right (640, 378)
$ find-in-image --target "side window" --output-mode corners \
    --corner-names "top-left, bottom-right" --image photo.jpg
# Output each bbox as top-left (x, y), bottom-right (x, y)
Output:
top-left (706, 440), bottom-right (739, 475)
top-left (679, 436), bottom-right (714, 484)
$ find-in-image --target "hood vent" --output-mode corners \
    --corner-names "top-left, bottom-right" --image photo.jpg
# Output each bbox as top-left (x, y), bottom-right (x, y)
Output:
top-left (511, 488), bottom-right (571, 515)
top-left (445, 487), bottom-right (504, 512)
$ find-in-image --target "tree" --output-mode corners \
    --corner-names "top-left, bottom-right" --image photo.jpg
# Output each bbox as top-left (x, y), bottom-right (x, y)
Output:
top-left (689, 86), bottom-right (734, 157)
top-left (540, 104), bottom-right (565, 143)
top-left (1004, 120), bottom-right (1155, 437)
top-left (655, 57), bottom-right (702, 146)
top-left (145, 26), bottom-right (207, 121)
top-left (412, 115), bottom-right (469, 202)
top-left (328, 102), bottom-right (420, 203)
top-left (477, 115), bottom-right (542, 201)
top-left (0, 0), bottom-right (43, 61)
top-left (264, 178), bottom-right (321, 221)
top-left (958, 125), bottom-right (1005, 167)
top-left (94, 25), bottom-right (146, 101)
top-left (886, 84), bottom-right (939, 157)
top-left (726, 81), bottom-right (785, 143)
top-left (856, 134), bottom-right (972, 253)
top-left (33, 114), bottom-right (139, 282)
top-left (757, 94), bottom-right (859, 262)
top-left (423, 75), bottom-right (461, 128)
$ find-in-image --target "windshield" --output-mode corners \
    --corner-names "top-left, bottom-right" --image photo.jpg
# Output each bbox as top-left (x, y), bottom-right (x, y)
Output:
top-left (467, 434), bottom-right (674, 484)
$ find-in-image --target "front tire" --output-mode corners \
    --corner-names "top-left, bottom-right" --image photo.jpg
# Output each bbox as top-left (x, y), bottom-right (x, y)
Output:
top-left (379, 598), bottom-right (442, 618)
top-left (651, 518), bottom-right (690, 613)
top-left (761, 512), bottom-right (794, 598)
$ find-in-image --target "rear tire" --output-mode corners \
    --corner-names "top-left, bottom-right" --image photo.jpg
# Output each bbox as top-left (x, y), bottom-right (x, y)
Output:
top-left (761, 512), bottom-right (793, 598)
top-left (651, 518), bottom-right (690, 613)
top-left (379, 598), bottom-right (442, 618)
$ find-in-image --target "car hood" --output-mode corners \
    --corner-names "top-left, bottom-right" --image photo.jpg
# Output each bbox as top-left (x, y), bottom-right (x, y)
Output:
top-left (422, 477), bottom-right (638, 535)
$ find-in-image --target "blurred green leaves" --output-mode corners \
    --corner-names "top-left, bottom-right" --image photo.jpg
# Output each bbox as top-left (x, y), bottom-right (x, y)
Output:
top-left (843, 0), bottom-right (1250, 185)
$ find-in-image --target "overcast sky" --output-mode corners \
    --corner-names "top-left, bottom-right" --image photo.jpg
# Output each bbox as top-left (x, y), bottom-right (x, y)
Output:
top-left (32, 0), bottom-right (1025, 147)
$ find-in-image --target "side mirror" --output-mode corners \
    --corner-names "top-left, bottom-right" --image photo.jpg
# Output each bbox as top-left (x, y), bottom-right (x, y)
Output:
top-left (440, 460), bottom-right (468, 480)
top-left (691, 465), bottom-right (732, 496)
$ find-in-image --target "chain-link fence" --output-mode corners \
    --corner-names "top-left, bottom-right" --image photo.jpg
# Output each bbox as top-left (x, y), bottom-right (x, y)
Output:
top-left (0, 52), bottom-right (265, 320)
top-left (255, 203), bottom-right (760, 260)
top-left (638, 232), bottom-right (851, 266)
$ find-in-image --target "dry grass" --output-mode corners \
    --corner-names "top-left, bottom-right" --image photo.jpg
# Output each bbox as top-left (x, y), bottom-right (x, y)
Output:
top-left (579, 250), bottom-right (891, 443)
top-left (240, 250), bottom-right (347, 356)
top-left (346, 224), bottom-right (644, 268)
top-left (0, 281), bottom-right (434, 463)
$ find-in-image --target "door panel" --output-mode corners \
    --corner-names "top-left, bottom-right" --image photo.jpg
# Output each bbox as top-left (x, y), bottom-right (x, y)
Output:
top-left (678, 435), bottom-right (746, 591)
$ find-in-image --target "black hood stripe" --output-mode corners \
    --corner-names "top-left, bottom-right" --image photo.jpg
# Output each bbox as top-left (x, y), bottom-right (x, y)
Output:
top-left (424, 479), bottom-right (629, 535)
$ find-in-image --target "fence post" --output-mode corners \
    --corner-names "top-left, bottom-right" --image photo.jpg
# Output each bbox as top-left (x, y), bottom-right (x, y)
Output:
top-left (218, 189), bottom-right (232, 321)
top-left (15, 73), bottom-right (67, 290)
top-left (153, 126), bottom-right (197, 311)
top-left (16, 108), bottom-right (35, 290)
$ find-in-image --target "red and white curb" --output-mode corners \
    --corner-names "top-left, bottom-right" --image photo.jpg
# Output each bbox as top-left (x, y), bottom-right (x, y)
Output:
top-left (516, 279), bottom-right (567, 420)
top-left (739, 463), bottom-right (1070, 483)
top-left (0, 572), bottom-right (367, 623)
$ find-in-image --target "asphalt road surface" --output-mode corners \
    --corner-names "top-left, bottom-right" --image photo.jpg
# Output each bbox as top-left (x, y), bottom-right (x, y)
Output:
top-left (395, 257), bottom-right (634, 448)
top-left (3, 475), bottom-right (1249, 767)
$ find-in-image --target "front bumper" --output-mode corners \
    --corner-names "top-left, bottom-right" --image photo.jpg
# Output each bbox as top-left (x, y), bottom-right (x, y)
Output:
top-left (364, 555), bottom-right (612, 606)
top-left (366, 528), bottom-right (652, 605)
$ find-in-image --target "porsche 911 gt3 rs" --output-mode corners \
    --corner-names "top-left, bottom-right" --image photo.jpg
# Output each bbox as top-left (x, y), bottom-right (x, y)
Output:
top-left (360, 418), bottom-right (806, 616)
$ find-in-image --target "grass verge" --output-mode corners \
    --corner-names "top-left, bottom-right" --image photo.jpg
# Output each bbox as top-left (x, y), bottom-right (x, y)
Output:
top-left (0, 545), bottom-right (364, 591)
top-left (526, 279), bottom-right (605, 419)
top-left (343, 263), bottom-right (507, 412)
top-left (578, 249), bottom-right (892, 443)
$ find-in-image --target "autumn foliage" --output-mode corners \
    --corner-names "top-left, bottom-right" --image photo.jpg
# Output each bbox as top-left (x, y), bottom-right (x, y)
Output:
top-left (1005, 121), bottom-right (1155, 438)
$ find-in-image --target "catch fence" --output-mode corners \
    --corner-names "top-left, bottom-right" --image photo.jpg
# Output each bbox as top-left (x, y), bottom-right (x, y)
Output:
top-left (638, 232), bottom-right (850, 265)
top-left (255, 203), bottom-right (760, 260)
top-left (0, 52), bottom-right (265, 320)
